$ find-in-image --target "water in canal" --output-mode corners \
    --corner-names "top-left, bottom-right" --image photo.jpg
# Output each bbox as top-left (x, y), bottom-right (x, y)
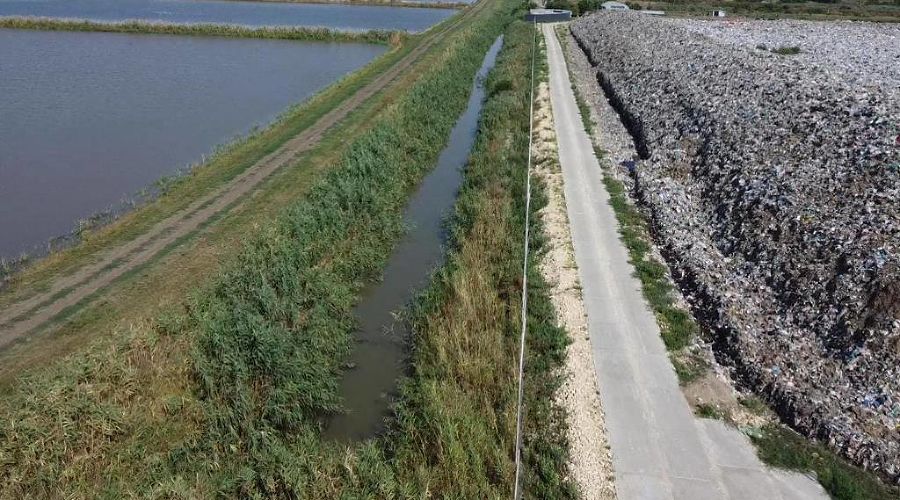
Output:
top-left (0, 0), bottom-right (455, 32)
top-left (325, 35), bottom-right (503, 441)
top-left (0, 29), bottom-right (385, 258)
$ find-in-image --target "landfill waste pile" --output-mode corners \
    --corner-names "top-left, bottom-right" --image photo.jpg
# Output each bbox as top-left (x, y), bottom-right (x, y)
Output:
top-left (571, 12), bottom-right (900, 481)
top-left (672, 18), bottom-right (900, 98)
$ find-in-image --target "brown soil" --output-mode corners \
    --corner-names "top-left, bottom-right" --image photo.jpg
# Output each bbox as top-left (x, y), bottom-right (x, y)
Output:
top-left (0, 2), bottom-right (483, 347)
top-left (682, 371), bottom-right (770, 429)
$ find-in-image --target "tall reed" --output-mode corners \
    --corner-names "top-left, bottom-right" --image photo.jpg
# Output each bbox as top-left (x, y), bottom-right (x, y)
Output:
top-left (0, 17), bottom-right (400, 44)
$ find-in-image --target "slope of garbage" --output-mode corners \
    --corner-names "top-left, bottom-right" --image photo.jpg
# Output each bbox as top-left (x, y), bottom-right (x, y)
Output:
top-left (672, 18), bottom-right (900, 97)
top-left (571, 12), bottom-right (900, 481)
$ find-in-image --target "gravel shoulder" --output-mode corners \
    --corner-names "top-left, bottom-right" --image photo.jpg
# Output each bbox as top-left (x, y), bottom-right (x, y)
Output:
top-left (533, 76), bottom-right (617, 499)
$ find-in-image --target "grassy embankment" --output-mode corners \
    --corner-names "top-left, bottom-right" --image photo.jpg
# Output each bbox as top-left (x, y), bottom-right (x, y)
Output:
top-left (0, 0), bottom-right (468, 479)
top-left (753, 425), bottom-right (900, 500)
top-left (0, 17), bottom-right (401, 43)
top-left (557, 24), bottom-right (900, 500)
top-left (0, 5), bottom-right (575, 496)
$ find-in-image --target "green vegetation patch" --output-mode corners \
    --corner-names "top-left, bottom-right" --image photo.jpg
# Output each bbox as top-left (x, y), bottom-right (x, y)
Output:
top-left (671, 350), bottom-right (708, 385)
top-left (385, 21), bottom-right (575, 496)
top-left (178, 5), bottom-right (514, 495)
top-left (752, 424), bottom-right (900, 500)
top-left (0, 17), bottom-right (400, 44)
top-left (601, 169), bottom-right (699, 351)
top-left (772, 45), bottom-right (802, 55)
top-left (694, 402), bottom-right (726, 420)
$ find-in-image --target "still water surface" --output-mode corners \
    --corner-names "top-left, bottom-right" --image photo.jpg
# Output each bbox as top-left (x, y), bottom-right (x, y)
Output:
top-left (0, 0), bottom-right (455, 31)
top-left (0, 29), bottom-right (385, 258)
top-left (325, 35), bottom-right (503, 441)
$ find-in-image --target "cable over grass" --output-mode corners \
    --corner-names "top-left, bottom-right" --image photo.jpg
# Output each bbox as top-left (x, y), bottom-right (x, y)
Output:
top-left (0, 16), bottom-right (402, 44)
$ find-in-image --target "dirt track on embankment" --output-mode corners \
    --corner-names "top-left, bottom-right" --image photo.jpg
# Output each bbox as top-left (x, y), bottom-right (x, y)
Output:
top-left (0, 1), bottom-right (486, 347)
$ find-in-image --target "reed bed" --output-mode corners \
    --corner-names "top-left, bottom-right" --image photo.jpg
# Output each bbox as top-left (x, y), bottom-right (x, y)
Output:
top-left (0, 16), bottom-right (400, 44)
top-left (258, 0), bottom-right (469, 10)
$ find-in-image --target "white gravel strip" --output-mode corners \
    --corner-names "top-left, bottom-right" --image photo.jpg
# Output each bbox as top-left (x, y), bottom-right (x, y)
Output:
top-left (533, 74), bottom-right (617, 500)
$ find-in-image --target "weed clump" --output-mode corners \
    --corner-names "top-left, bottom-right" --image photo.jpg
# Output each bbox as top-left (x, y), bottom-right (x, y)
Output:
top-left (695, 403), bottom-right (726, 420)
top-left (772, 45), bottom-right (802, 55)
top-left (752, 425), bottom-right (900, 500)
top-left (601, 176), bottom-right (699, 351)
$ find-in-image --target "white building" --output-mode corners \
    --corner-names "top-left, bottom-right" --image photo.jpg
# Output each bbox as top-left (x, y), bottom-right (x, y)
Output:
top-left (601, 1), bottom-right (630, 10)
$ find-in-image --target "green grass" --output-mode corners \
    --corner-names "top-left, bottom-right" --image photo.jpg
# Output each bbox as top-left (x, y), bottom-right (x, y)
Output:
top-left (601, 177), bottom-right (699, 351)
top-left (0, 4), bottom-right (577, 497)
top-left (738, 394), bottom-right (769, 415)
top-left (671, 351), bottom-right (708, 385)
top-left (0, 17), bottom-right (401, 44)
top-left (772, 45), bottom-right (802, 55)
top-left (695, 403), bottom-right (725, 420)
top-left (752, 425), bottom-right (900, 500)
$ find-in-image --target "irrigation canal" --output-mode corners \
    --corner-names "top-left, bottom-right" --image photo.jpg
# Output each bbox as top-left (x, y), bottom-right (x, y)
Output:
top-left (325, 35), bottom-right (504, 441)
top-left (0, 0), bottom-right (455, 32)
top-left (0, 29), bottom-right (386, 259)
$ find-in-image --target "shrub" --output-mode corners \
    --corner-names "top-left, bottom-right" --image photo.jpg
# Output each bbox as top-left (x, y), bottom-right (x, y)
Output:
top-left (772, 45), bottom-right (802, 55)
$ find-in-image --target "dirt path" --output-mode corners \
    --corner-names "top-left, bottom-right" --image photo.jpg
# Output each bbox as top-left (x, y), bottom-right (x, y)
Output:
top-left (0, 3), bottom-right (485, 347)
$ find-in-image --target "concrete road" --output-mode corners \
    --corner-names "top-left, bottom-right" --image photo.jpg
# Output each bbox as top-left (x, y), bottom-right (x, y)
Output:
top-left (543, 24), bottom-right (827, 500)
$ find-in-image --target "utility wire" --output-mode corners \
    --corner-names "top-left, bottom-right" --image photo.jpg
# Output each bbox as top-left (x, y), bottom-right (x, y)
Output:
top-left (513, 20), bottom-right (538, 500)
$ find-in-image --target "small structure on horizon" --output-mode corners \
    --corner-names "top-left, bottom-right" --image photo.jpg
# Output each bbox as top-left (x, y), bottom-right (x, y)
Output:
top-left (601, 1), bottom-right (630, 10)
top-left (711, 9), bottom-right (727, 17)
top-left (524, 8), bottom-right (572, 22)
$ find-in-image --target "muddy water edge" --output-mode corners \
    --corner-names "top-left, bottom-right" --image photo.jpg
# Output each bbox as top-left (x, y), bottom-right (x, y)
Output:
top-left (324, 34), bottom-right (503, 441)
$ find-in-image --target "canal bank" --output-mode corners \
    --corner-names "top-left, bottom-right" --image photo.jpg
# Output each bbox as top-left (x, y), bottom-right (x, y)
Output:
top-left (325, 34), bottom-right (503, 441)
top-left (0, 7), bottom-right (580, 496)
top-left (0, 0), bottom-right (484, 373)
